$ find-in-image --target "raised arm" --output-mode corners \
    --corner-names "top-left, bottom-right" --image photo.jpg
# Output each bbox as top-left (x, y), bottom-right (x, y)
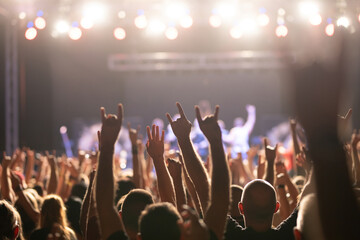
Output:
top-left (351, 130), bottom-right (360, 187)
top-left (196, 105), bottom-right (230, 240)
top-left (46, 151), bottom-right (58, 194)
top-left (1, 152), bottom-right (16, 203)
top-left (80, 169), bottom-right (96, 238)
top-left (25, 149), bottom-right (35, 184)
top-left (166, 102), bottom-right (210, 213)
top-left (264, 138), bottom-right (277, 186)
top-left (167, 158), bottom-right (186, 212)
top-left (96, 104), bottom-right (125, 239)
top-left (146, 124), bottom-right (176, 206)
top-left (243, 105), bottom-right (256, 134)
top-left (289, 119), bottom-right (301, 156)
top-left (128, 123), bottom-right (142, 189)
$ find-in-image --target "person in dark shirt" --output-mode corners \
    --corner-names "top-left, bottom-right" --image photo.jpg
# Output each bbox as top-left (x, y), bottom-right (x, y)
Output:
top-left (225, 179), bottom-right (297, 240)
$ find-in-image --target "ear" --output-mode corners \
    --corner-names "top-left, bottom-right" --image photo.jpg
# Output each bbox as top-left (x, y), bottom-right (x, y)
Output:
top-left (238, 202), bottom-right (244, 215)
top-left (13, 226), bottom-right (19, 239)
top-left (137, 233), bottom-right (142, 240)
top-left (274, 201), bottom-right (280, 213)
top-left (293, 227), bottom-right (302, 240)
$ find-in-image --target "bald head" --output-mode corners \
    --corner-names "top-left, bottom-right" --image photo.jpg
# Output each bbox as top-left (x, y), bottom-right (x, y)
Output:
top-left (241, 180), bottom-right (277, 224)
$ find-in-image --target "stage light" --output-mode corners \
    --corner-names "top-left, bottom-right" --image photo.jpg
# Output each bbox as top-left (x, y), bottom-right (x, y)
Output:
top-left (165, 27), bottom-right (178, 40)
top-left (37, 10), bottom-right (44, 17)
top-left (299, 2), bottom-right (319, 17)
top-left (118, 11), bottom-right (126, 19)
top-left (165, 3), bottom-right (188, 19)
top-left (55, 20), bottom-right (70, 34)
top-left (309, 13), bottom-right (322, 25)
top-left (276, 25), bottom-right (288, 37)
top-left (336, 16), bottom-right (350, 28)
top-left (25, 27), bottom-right (37, 40)
top-left (325, 23), bottom-right (334, 36)
top-left (82, 2), bottom-right (107, 23)
top-left (146, 19), bottom-right (166, 35)
top-left (179, 15), bottom-right (193, 28)
top-left (257, 14), bottom-right (270, 26)
top-left (229, 26), bottom-right (242, 39)
top-left (68, 27), bottom-right (82, 40)
top-left (240, 18), bottom-right (258, 35)
top-left (209, 15), bottom-right (222, 28)
top-left (215, 3), bottom-right (236, 19)
top-left (278, 8), bottom-right (286, 16)
top-left (34, 17), bottom-right (46, 29)
top-left (18, 12), bottom-right (26, 20)
top-left (358, 14), bottom-right (360, 23)
top-left (134, 15), bottom-right (147, 29)
top-left (60, 126), bottom-right (67, 134)
top-left (80, 17), bottom-right (94, 29)
top-left (27, 21), bottom-right (34, 28)
top-left (113, 27), bottom-right (126, 40)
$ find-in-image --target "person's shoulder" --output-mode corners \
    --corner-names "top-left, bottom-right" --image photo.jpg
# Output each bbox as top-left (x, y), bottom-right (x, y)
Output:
top-left (30, 228), bottom-right (49, 240)
top-left (106, 230), bottom-right (129, 240)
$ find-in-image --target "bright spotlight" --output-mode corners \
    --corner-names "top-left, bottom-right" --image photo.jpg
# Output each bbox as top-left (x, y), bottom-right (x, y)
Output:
top-left (34, 17), bottom-right (46, 29)
top-left (68, 27), bottom-right (82, 40)
top-left (134, 15), bottom-right (148, 29)
top-left (358, 14), bottom-right (360, 23)
top-left (82, 2), bottom-right (107, 22)
top-left (276, 25), bottom-right (288, 37)
top-left (325, 23), bottom-right (334, 36)
top-left (25, 27), bottom-right (37, 40)
top-left (165, 3), bottom-right (188, 19)
top-left (257, 14), bottom-right (270, 26)
top-left (55, 20), bottom-right (70, 34)
top-left (215, 3), bottom-right (236, 19)
top-left (240, 18), bottom-right (258, 35)
top-left (118, 11), bottom-right (126, 19)
top-left (309, 13), bottom-right (322, 25)
top-left (299, 2), bottom-right (319, 16)
top-left (165, 27), bottom-right (178, 40)
top-left (179, 15), bottom-right (193, 28)
top-left (146, 19), bottom-right (166, 35)
top-left (229, 26), bottom-right (242, 39)
top-left (336, 17), bottom-right (350, 28)
top-left (18, 12), bottom-right (26, 20)
top-left (60, 126), bottom-right (67, 134)
top-left (113, 27), bottom-right (126, 40)
top-left (209, 15), bottom-right (222, 28)
top-left (80, 17), bottom-right (94, 29)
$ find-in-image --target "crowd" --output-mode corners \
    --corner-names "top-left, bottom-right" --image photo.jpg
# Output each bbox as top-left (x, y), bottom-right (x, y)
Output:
top-left (1, 40), bottom-right (360, 240)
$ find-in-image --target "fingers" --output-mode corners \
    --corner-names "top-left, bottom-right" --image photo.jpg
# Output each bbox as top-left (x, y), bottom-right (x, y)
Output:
top-left (195, 105), bottom-right (202, 123)
top-left (117, 104), bottom-right (123, 121)
top-left (214, 105), bottom-right (220, 120)
top-left (156, 125), bottom-right (160, 141)
top-left (345, 108), bottom-right (352, 120)
top-left (100, 107), bottom-right (106, 123)
top-left (161, 130), bottom-right (165, 142)
top-left (152, 124), bottom-right (156, 140)
top-left (176, 102), bottom-right (186, 119)
top-left (97, 131), bottom-right (101, 145)
top-left (127, 122), bottom-right (131, 131)
top-left (146, 126), bottom-right (152, 141)
top-left (166, 113), bottom-right (173, 124)
top-left (263, 138), bottom-right (268, 148)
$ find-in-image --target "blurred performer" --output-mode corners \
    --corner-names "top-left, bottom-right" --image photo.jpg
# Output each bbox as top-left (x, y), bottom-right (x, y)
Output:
top-left (229, 105), bottom-right (256, 158)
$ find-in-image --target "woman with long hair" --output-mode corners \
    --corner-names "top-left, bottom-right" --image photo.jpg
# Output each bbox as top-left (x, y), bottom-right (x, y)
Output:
top-left (30, 195), bottom-right (77, 240)
top-left (0, 200), bottom-right (24, 240)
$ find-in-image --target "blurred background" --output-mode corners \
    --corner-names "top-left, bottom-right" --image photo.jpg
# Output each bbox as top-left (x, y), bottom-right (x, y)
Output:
top-left (0, 0), bottom-right (359, 154)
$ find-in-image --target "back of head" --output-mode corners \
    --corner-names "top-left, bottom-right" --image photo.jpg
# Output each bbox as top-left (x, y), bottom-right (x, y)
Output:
top-left (241, 180), bottom-right (277, 224)
top-left (115, 178), bottom-right (136, 204)
top-left (296, 194), bottom-right (325, 240)
top-left (139, 202), bottom-right (181, 240)
top-left (0, 200), bottom-right (24, 240)
top-left (121, 189), bottom-right (154, 233)
top-left (234, 117), bottom-right (244, 127)
top-left (70, 182), bottom-right (87, 200)
top-left (230, 185), bottom-right (243, 217)
top-left (40, 195), bottom-right (67, 229)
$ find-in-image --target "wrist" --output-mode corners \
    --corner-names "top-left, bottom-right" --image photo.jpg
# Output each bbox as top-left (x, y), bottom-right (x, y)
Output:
top-left (277, 184), bottom-right (285, 189)
top-left (14, 185), bottom-right (23, 193)
top-left (100, 146), bottom-right (114, 154)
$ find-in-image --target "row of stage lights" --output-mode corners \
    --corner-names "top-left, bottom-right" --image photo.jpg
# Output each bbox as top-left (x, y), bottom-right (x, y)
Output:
top-left (23, 2), bottom-right (360, 41)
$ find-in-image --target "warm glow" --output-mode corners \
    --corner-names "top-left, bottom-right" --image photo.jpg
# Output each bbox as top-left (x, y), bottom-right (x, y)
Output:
top-left (80, 17), bottom-right (94, 29)
top-left (34, 17), bottom-right (46, 29)
top-left (146, 19), bottom-right (166, 35)
top-left (240, 18), bottom-right (258, 35)
top-left (165, 3), bottom-right (189, 19)
top-left (179, 15), bottom-right (193, 28)
top-left (118, 11), bottom-right (126, 19)
top-left (336, 17), bottom-right (350, 28)
top-left (229, 26), bottom-right (242, 39)
top-left (209, 15), bottom-right (222, 28)
top-left (68, 27), bottom-right (82, 40)
top-left (299, 2), bottom-right (319, 16)
top-left (82, 2), bottom-right (107, 22)
top-left (55, 20), bottom-right (70, 34)
top-left (25, 27), bottom-right (37, 40)
top-left (257, 14), bottom-right (270, 26)
top-left (113, 27), bottom-right (126, 40)
top-left (325, 23), bottom-right (334, 36)
top-left (134, 15), bottom-right (148, 29)
top-left (165, 27), bottom-right (178, 40)
top-left (276, 25), bottom-right (288, 37)
top-left (19, 12), bottom-right (26, 20)
top-left (309, 13), bottom-right (322, 26)
top-left (215, 3), bottom-right (236, 19)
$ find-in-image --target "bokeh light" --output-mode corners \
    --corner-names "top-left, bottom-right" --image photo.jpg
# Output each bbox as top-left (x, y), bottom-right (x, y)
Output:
top-left (275, 25), bottom-right (288, 37)
top-left (165, 27), bottom-right (178, 40)
top-left (34, 17), bottom-right (46, 29)
top-left (209, 15), bottom-right (222, 28)
top-left (325, 23), bottom-right (334, 36)
top-left (25, 27), bottom-right (37, 40)
top-left (134, 15), bottom-right (148, 29)
top-left (113, 27), bottom-right (126, 40)
top-left (68, 27), bottom-right (82, 40)
top-left (179, 15), bottom-right (193, 29)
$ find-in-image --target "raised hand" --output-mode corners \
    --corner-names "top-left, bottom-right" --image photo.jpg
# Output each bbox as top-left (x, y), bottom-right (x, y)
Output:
top-left (264, 138), bottom-right (277, 164)
top-left (2, 152), bottom-right (12, 169)
top-left (195, 105), bottom-right (221, 142)
top-left (166, 102), bottom-right (192, 140)
top-left (98, 104), bottom-right (123, 150)
top-left (128, 122), bottom-right (140, 145)
top-left (146, 124), bottom-right (165, 160)
top-left (179, 206), bottom-right (210, 240)
top-left (351, 130), bottom-right (360, 149)
top-left (167, 158), bottom-right (182, 179)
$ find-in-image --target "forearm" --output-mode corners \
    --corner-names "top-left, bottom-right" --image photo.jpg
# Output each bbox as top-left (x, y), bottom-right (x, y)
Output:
top-left (178, 137), bottom-right (210, 212)
top-left (172, 172), bottom-right (186, 212)
top-left (153, 157), bottom-right (176, 205)
top-left (16, 189), bottom-right (40, 223)
top-left (290, 127), bottom-right (301, 156)
top-left (285, 175), bottom-right (299, 204)
top-left (25, 156), bottom-right (35, 184)
top-left (1, 168), bottom-right (14, 202)
top-left (131, 145), bottom-right (142, 188)
top-left (351, 146), bottom-right (360, 186)
top-left (47, 164), bottom-right (58, 194)
top-left (265, 163), bottom-right (274, 186)
top-left (277, 188), bottom-right (291, 220)
top-left (182, 164), bottom-right (203, 217)
top-left (80, 179), bottom-right (93, 237)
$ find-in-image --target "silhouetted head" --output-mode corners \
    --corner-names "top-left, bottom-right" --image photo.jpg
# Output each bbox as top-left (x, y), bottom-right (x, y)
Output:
top-left (121, 189), bottom-right (154, 239)
top-left (138, 203), bottom-right (181, 240)
top-left (239, 180), bottom-right (279, 229)
top-left (234, 117), bottom-right (244, 127)
top-left (0, 200), bottom-right (23, 240)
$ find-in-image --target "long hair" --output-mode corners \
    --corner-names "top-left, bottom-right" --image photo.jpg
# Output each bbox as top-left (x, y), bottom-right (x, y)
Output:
top-left (0, 200), bottom-right (24, 240)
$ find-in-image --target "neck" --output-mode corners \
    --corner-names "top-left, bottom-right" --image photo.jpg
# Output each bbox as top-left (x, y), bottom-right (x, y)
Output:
top-left (244, 218), bottom-right (273, 232)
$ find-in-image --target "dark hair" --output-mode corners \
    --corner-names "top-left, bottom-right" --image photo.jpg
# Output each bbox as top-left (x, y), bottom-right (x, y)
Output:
top-left (115, 178), bottom-right (135, 204)
top-left (139, 203), bottom-right (181, 240)
top-left (121, 189), bottom-right (154, 232)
